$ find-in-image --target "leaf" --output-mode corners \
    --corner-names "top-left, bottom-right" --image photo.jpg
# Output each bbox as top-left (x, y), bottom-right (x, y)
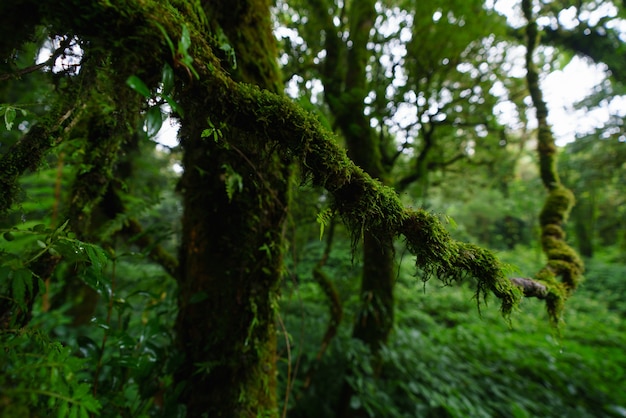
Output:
top-left (77, 336), bottom-right (100, 359)
top-left (3, 231), bottom-right (14, 241)
top-left (55, 219), bottom-right (70, 234)
top-left (84, 244), bottom-right (108, 271)
top-left (161, 63), bottom-right (175, 95)
top-left (4, 106), bottom-right (16, 130)
top-left (57, 401), bottom-right (69, 418)
top-left (162, 94), bottom-right (184, 118)
top-left (221, 164), bottom-right (243, 202)
top-left (154, 22), bottom-right (175, 55)
top-left (444, 214), bottom-right (458, 229)
top-left (179, 24), bottom-right (192, 54)
top-left (316, 208), bottom-right (333, 240)
top-left (145, 106), bottom-right (163, 138)
top-left (11, 268), bottom-right (32, 310)
top-left (126, 75), bottom-right (151, 98)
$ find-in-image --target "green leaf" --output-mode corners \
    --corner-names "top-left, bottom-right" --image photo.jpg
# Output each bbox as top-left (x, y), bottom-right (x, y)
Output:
top-left (3, 231), bottom-right (14, 241)
top-left (57, 401), bottom-right (69, 418)
top-left (84, 244), bottom-right (108, 271)
top-left (55, 219), bottom-right (70, 234)
top-left (4, 106), bottom-right (16, 130)
top-left (162, 94), bottom-right (184, 118)
top-left (154, 22), bottom-right (175, 55)
top-left (11, 268), bottom-right (32, 309)
top-left (126, 75), bottom-right (151, 98)
top-left (179, 24), bottom-right (192, 54)
top-left (145, 106), bottom-right (163, 138)
top-left (82, 265), bottom-right (111, 297)
top-left (222, 164), bottom-right (243, 202)
top-left (161, 63), bottom-right (175, 95)
top-left (316, 208), bottom-right (333, 240)
top-left (79, 406), bottom-right (89, 418)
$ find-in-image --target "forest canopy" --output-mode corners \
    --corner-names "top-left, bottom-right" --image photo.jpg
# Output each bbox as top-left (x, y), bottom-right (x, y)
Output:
top-left (1, 0), bottom-right (625, 417)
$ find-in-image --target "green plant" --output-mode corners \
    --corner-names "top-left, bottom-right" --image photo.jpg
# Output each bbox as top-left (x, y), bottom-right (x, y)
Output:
top-left (0, 328), bottom-right (101, 417)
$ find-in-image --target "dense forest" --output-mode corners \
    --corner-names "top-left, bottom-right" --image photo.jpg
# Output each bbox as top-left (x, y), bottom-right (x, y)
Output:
top-left (1, 0), bottom-right (625, 417)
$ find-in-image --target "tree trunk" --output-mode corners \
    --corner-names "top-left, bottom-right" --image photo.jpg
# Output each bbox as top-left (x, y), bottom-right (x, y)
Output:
top-left (174, 1), bottom-right (288, 416)
top-left (318, 1), bottom-right (397, 415)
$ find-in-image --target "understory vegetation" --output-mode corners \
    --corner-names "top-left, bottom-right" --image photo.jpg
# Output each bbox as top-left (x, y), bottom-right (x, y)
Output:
top-left (279, 240), bottom-right (626, 417)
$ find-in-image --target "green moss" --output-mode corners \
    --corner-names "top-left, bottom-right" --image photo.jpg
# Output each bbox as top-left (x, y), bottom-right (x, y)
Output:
top-left (523, 0), bottom-right (584, 326)
top-left (403, 210), bottom-right (521, 316)
top-left (539, 186), bottom-right (574, 226)
top-left (0, 125), bottom-right (52, 215)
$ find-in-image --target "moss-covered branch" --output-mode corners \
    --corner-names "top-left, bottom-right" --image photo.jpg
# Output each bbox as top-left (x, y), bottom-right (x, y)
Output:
top-left (150, 2), bottom-right (522, 315)
top-left (0, 105), bottom-right (79, 215)
top-left (194, 75), bottom-right (521, 314)
top-left (2, 0), bottom-right (521, 315)
top-left (522, 0), bottom-right (584, 324)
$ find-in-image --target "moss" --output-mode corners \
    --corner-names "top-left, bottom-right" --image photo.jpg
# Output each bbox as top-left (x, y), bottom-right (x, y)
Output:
top-left (523, 0), bottom-right (584, 325)
top-left (0, 125), bottom-right (51, 215)
top-left (403, 210), bottom-right (521, 316)
top-left (539, 186), bottom-right (575, 226)
top-left (5, 2), bottom-right (529, 412)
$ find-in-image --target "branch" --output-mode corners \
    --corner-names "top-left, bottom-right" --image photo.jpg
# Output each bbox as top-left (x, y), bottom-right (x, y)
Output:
top-left (122, 219), bottom-right (179, 279)
top-left (522, 0), bottom-right (584, 324)
top-left (180, 29), bottom-right (522, 315)
top-left (0, 37), bottom-right (73, 81)
top-left (21, 0), bottom-right (522, 315)
top-left (510, 277), bottom-right (548, 299)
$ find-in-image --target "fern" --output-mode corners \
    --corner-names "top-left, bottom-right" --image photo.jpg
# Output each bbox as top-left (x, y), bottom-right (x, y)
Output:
top-left (316, 208), bottom-right (333, 241)
top-left (221, 164), bottom-right (243, 202)
top-left (0, 329), bottom-right (101, 417)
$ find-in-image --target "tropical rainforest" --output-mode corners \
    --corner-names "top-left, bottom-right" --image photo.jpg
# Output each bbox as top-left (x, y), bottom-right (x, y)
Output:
top-left (1, 0), bottom-right (625, 417)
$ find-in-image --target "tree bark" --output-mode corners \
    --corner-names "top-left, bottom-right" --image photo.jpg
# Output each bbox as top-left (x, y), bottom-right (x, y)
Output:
top-left (316, 1), bottom-right (398, 415)
top-left (174, 1), bottom-right (288, 416)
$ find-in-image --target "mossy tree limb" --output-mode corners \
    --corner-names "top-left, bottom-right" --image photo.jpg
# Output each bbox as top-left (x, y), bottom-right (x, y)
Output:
top-left (0, 103), bottom-right (80, 216)
top-left (1, 0), bottom-right (521, 336)
top-left (1, 1), bottom-right (522, 414)
top-left (522, 0), bottom-right (584, 324)
top-left (182, 38), bottom-right (521, 319)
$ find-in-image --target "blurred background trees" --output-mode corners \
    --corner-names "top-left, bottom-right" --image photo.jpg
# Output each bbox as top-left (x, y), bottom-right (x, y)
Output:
top-left (1, 0), bottom-right (625, 417)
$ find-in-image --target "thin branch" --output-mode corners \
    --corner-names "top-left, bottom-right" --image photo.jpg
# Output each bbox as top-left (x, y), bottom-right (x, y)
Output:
top-left (0, 37), bottom-right (73, 81)
top-left (510, 277), bottom-right (548, 299)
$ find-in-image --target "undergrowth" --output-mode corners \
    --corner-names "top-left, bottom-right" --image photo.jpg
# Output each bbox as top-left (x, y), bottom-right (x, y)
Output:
top-left (279, 245), bottom-right (626, 417)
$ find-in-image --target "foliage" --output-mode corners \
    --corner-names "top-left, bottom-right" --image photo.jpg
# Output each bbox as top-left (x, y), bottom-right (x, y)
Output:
top-left (279, 246), bottom-right (626, 418)
top-left (1, 0), bottom-right (626, 416)
top-left (0, 227), bottom-right (181, 417)
top-left (0, 329), bottom-right (101, 418)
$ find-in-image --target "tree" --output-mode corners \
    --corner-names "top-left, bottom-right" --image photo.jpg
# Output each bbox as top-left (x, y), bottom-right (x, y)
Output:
top-left (277, 3), bottom-right (518, 414)
top-left (2, 0), bottom-right (599, 416)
